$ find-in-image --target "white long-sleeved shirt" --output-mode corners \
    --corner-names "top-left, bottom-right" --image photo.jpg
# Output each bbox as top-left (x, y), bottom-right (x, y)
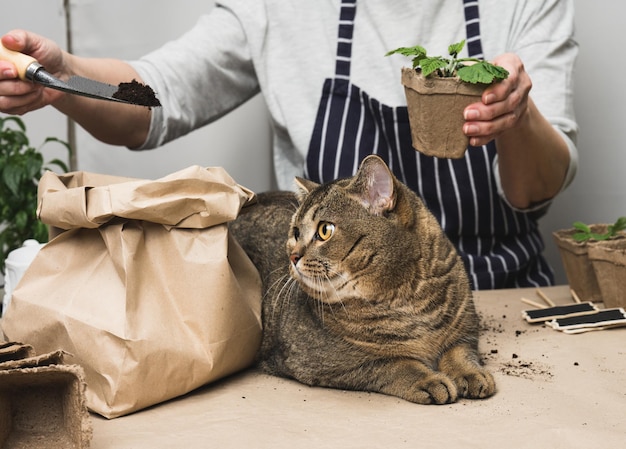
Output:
top-left (131, 0), bottom-right (578, 193)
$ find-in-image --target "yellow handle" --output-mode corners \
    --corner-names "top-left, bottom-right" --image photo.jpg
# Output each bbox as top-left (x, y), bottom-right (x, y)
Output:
top-left (0, 42), bottom-right (38, 80)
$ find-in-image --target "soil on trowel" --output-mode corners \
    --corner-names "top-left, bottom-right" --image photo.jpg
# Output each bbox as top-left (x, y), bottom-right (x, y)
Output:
top-left (113, 79), bottom-right (161, 107)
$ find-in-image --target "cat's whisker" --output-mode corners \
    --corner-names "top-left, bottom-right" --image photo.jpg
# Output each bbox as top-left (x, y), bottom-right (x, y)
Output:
top-left (312, 274), bottom-right (326, 325)
top-left (326, 268), bottom-right (350, 290)
top-left (276, 277), bottom-right (298, 319)
top-left (285, 277), bottom-right (299, 303)
top-left (323, 271), bottom-right (350, 318)
top-left (321, 267), bottom-right (350, 314)
top-left (266, 272), bottom-right (294, 320)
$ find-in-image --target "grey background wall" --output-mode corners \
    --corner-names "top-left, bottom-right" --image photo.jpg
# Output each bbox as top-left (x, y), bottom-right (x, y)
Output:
top-left (1, 0), bottom-right (624, 285)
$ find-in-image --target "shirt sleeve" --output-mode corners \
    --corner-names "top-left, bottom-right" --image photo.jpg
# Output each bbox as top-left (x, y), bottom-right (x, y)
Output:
top-left (490, 0), bottom-right (579, 210)
top-left (129, 5), bottom-right (260, 150)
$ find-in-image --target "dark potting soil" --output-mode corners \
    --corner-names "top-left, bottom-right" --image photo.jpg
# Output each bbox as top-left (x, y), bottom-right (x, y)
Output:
top-left (113, 79), bottom-right (161, 107)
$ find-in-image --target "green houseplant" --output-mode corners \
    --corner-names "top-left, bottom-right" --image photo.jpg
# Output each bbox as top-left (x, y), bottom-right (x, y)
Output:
top-left (553, 217), bottom-right (626, 307)
top-left (0, 115), bottom-right (71, 272)
top-left (386, 40), bottom-right (509, 158)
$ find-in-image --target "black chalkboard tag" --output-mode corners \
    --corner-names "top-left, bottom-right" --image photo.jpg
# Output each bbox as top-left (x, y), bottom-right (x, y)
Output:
top-left (549, 308), bottom-right (626, 333)
top-left (522, 302), bottom-right (597, 323)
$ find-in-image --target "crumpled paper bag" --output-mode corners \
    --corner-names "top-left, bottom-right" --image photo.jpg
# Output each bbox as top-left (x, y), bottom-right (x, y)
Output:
top-left (1, 165), bottom-right (262, 418)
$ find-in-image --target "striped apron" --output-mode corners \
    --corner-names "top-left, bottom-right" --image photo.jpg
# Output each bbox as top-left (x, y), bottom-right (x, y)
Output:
top-left (305, 0), bottom-right (554, 289)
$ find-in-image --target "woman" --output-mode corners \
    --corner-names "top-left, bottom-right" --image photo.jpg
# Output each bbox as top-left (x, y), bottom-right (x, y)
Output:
top-left (0, 0), bottom-right (578, 289)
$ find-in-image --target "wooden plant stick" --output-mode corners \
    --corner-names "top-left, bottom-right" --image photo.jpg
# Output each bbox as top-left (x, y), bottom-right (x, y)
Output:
top-left (521, 297), bottom-right (548, 309)
top-left (536, 288), bottom-right (556, 307)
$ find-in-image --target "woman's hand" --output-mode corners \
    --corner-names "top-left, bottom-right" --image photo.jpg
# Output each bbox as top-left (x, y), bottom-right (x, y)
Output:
top-left (461, 53), bottom-right (570, 209)
top-left (0, 29), bottom-right (151, 147)
top-left (0, 29), bottom-right (68, 115)
top-left (462, 53), bottom-right (532, 147)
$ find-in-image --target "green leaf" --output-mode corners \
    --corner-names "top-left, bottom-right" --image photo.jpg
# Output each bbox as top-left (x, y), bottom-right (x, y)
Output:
top-left (33, 220), bottom-right (49, 243)
top-left (385, 45), bottom-right (427, 59)
top-left (448, 40), bottom-right (465, 58)
top-left (14, 210), bottom-right (28, 230)
top-left (420, 57), bottom-right (448, 77)
top-left (611, 216), bottom-right (626, 234)
top-left (572, 221), bottom-right (591, 233)
top-left (25, 154), bottom-right (44, 180)
top-left (45, 158), bottom-right (70, 173)
top-left (0, 116), bottom-right (26, 133)
top-left (2, 162), bottom-right (23, 196)
top-left (483, 62), bottom-right (510, 79)
top-left (40, 136), bottom-right (73, 158)
top-left (571, 231), bottom-right (591, 242)
top-left (457, 61), bottom-right (509, 84)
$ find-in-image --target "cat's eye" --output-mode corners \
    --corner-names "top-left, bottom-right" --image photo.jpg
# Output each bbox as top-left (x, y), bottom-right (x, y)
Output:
top-left (293, 227), bottom-right (300, 241)
top-left (316, 222), bottom-right (335, 241)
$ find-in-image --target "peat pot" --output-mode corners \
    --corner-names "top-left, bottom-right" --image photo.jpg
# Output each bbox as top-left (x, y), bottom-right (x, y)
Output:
top-left (401, 67), bottom-right (486, 159)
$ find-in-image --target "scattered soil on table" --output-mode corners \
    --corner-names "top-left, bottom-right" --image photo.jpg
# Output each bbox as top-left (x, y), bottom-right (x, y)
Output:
top-left (478, 312), bottom-right (554, 381)
top-left (113, 79), bottom-right (161, 107)
top-left (497, 357), bottom-right (554, 380)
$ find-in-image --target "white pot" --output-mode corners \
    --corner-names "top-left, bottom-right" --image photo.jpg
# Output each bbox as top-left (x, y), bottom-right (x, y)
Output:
top-left (2, 239), bottom-right (45, 316)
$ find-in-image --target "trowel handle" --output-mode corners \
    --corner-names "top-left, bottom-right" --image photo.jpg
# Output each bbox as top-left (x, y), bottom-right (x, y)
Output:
top-left (0, 42), bottom-right (40, 81)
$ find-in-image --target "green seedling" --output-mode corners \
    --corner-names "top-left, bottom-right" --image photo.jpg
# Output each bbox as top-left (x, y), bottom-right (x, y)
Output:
top-left (386, 39), bottom-right (509, 84)
top-left (571, 217), bottom-right (626, 242)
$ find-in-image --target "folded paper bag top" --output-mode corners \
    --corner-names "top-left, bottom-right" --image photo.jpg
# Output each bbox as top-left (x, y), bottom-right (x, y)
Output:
top-left (37, 165), bottom-right (256, 232)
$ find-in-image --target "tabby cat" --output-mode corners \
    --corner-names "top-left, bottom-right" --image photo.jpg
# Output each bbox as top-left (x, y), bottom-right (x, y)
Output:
top-left (230, 155), bottom-right (495, 404)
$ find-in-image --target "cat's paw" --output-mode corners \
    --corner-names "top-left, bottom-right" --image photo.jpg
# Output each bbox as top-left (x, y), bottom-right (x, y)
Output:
top-left (453, 368), bottom-right (496, 399)
top-left (409, 373), bottom-right (458, 405)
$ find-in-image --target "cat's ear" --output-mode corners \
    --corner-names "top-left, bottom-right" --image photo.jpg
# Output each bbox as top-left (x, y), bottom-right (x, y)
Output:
top-left (294, 177), bottom-right (320, 201)
top-left (350, 155), bottom-right (396, 216)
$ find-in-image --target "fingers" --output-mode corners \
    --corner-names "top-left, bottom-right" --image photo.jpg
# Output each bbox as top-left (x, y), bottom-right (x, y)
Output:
top-left (0, 31), bottom-right (27, 79)
top-left (2, 29), bottom-right (50, 61)
top-left (462, 53), bottom-right (532, 146)
top-left (0, 30), bottom-right (61, 115)
top-left (463, 111), bottom-right (519, 147)
top-left (0, 80), bottom-right (47, 115)
top-left (0, 60), bottom-right (17, 79)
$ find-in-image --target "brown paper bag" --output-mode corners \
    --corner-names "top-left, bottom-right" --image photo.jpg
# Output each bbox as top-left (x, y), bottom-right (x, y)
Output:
top-left (1, 166), bottom-right (262, 418)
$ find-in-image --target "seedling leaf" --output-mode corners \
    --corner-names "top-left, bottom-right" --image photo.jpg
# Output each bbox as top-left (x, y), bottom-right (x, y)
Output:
top-left (610, 216), bottom-right (626, 234)
top-left (573, 221), bottom-right (591, 233)
top-left (571, 232), bottom-right (590, 242)
top-left (458, 61), bottom-right (509, 84)
top-left (385, 45), bottom-right (427, 59)
top-left (420, 57), bottom-right (448, 77)
top-left (570, 217), bottom-right (626, 242)
top-left (448, 40), bottom-right (465, 58)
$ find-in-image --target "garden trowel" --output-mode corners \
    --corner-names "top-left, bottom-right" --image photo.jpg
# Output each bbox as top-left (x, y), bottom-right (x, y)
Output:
top-left (0, 42), bottom-right (159, 107)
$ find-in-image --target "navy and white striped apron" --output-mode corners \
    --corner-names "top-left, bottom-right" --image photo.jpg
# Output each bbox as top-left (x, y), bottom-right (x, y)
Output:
top-left (305, 0), bottom-right (554, 290)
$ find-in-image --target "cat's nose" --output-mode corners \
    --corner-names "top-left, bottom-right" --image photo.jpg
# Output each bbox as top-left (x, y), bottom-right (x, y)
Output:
top-left (289, 253), bottom-right (301, 266)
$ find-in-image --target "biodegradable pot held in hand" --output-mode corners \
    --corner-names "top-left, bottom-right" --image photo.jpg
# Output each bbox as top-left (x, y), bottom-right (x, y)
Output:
top-left (387, 40), bottom-right (508, 159)
top-left (401, 68), bottom-right (486, 158)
